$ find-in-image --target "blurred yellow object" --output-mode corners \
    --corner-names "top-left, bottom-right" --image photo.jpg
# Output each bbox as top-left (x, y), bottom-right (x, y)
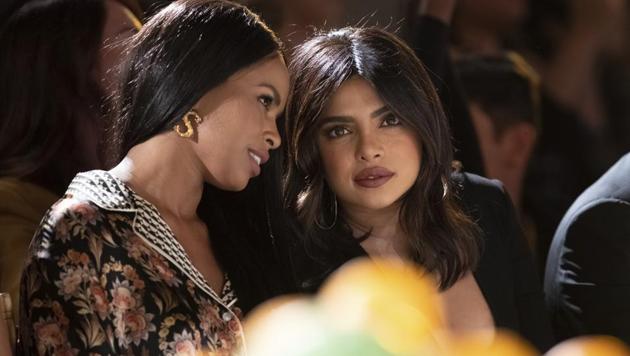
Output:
top-left (242, 296), bottom-right (331, 356)
top-left (448, 329), bottom-right (538, 356)
top-left (317, 257), bottom-right (445, 354)
top-left (243, 295), bottom-right (392, 356)
top-left (545, 335), bottom-right (630, 356)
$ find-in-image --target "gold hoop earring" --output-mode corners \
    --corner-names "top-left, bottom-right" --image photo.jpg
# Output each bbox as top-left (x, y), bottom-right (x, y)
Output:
top-left (174, 110), bottom-right (203, 138)
top-left (316, 190), bottom-right (338, 230)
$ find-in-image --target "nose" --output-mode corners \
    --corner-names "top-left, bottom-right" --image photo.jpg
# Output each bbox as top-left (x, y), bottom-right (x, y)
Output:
top-left (264, 118), bottom-right (282, 150)
top-left (356, 132), bottom-right (383, 162)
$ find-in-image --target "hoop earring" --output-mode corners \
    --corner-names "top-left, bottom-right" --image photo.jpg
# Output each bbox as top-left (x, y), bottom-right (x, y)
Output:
top-left (441, 176), bottom-right (449, 199)
top-left (315, 192), bottom-right (338, 230)
top-left (174, 110), bottom-right (203, 138)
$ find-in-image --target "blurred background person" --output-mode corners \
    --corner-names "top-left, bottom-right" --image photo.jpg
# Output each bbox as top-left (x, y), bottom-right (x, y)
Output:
top-left (545, 152), bottom-right (630, 344)
top-left (0, 0), bottom-right (139, 320)
top-left (451, 0), bottom-right (529, 54)
top-left (457, 52), bottom-right (540, 250)
top-left (515, 0), bottom-right (629, 270)
top-left (405, 0), bottom-right (630, 271)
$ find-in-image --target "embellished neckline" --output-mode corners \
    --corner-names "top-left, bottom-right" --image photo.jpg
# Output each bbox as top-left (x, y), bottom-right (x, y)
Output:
top-left (67, 170), bottom-right (237, 307)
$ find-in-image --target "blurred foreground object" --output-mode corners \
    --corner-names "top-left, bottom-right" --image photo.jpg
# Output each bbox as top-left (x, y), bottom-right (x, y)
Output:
top-left (545, 335), bottom-right (630, 356)
top-left (244, 258), bottom-right (538, 355)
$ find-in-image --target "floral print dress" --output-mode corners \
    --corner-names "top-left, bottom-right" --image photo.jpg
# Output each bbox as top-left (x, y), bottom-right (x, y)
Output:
top-left (18, 170), bottom-right (245, 355)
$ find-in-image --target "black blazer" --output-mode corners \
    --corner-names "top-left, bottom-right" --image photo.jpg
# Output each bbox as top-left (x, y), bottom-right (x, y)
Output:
top-left (544, 152), bottom-right (630, 343)
top-left (292, 172), bottom-right (554, 352)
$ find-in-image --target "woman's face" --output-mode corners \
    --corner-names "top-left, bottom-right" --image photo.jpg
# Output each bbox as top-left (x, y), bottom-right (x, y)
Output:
top-left (191, 53), bottom-right (289, 191)
top-left (316, 76), bottom-right (421, 214)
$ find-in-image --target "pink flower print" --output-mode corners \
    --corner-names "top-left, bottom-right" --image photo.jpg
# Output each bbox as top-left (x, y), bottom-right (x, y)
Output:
top-left (72, 201), bottom-right (99, 225)
top-left (67, 250), bottom-right (90, 266)
top-left (56, 267), bottom-right (84, 299)
top-left (111, 280), bottom-right (137, 312)
top-left (123, 308), bottom-right (155, 346)
top-left (150, 255), bottom-right (181, 287)
top-left (216, 329), bottom-right (238, 353)
top-left (122, 265), bottom-right (146, 289)
top-left (33, 318), bottom-right (66, 352)
top-left (52, 345), bottom-right (79, 356)
top-left (228, 317), bottom-right (241, 334)
top-left (54, 218), bottom-right (71, 240)
top-left (169, 330), bottom-right (197, 356)
top-left (50, 301), bottom-right (70, 327)
top-left (198, 303), bottom-right (221, 335)
top-left (89, 283), bottom-right (109, 319)
top-left (125, 237), bottom-right (145, 260)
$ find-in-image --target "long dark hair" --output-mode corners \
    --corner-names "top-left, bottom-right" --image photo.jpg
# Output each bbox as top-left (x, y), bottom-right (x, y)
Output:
top-left (0, 0), bottom-right (105, 194)
top-left (110, 0), bottom-right (281, 161)
top-left (110, 0), bottom-right (295, 312)
top-left (284, 27), bottom-right (481, 290)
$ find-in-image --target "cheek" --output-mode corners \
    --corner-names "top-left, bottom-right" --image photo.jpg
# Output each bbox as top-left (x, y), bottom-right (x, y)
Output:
top-left (397, 133), bottom-right (422, 175)
top-left (318, 141), bottom-right (351, 185)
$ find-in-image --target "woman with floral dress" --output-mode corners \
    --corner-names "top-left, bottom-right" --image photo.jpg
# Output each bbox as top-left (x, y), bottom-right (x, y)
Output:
top-left (18, 0), bottom-right (291, 354)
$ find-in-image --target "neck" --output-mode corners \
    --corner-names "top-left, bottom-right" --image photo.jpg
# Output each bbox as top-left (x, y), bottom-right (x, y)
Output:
top-left (110, 133), bottom-right (204, 219)
top-left (343, 203), bottom-right (410, 258)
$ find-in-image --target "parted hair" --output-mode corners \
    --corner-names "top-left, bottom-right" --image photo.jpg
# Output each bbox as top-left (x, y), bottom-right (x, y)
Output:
top-left (283, 27), bottom-right (481, 290)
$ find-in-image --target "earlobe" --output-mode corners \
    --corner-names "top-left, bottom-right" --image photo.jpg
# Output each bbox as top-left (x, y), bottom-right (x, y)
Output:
top-left (174, 110), bottom-right (204, 138)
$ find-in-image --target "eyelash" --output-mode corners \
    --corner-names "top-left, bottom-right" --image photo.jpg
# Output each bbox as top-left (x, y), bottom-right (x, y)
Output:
top-left (325, 126), bottom-right (351, 138)
top-left (380, 114), bottom-right (401, 127)
top-left (258, 95), bottom-right (274, 110)
top-left (324, 115), bottom-right (402, 139)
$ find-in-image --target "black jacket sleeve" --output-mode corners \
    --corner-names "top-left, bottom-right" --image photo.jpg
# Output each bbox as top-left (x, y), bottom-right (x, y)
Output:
top-left (546, 201), bottom-right (630, 344)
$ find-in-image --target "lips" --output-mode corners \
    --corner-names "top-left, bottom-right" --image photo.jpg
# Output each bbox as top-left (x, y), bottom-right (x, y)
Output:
top-left (248, 148), bottom-right (269, 177)
top-left (248, 149), bottom-right (269, 165)
top-left (354, 166), bottom-right (394, 188)
top-left (249, 151), bottom-right (262, 165)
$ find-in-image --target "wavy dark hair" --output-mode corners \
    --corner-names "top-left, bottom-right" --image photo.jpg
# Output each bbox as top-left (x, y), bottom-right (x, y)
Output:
top-left (109, 0), bottom-right (295, 312)
top-left (284, 27), bottom-right (481, 290)
top-left (0, 0), bottom-right (105, 194)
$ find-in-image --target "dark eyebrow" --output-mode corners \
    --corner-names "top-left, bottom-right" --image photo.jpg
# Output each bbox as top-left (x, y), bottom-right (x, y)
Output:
top-left (258, 83), bottom-right (281, 106)
top-left (320, 106), bottom-right (389, 126)
top-left (371, 106), bottom-right (389, 118)
top-left (318, 115), bottom-right (353, 126)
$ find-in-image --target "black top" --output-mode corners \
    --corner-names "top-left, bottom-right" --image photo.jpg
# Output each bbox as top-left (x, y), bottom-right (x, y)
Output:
top-left (292, 172), bottom-right (554, 352)
top-left (544, 152), bottom-right (630, 343)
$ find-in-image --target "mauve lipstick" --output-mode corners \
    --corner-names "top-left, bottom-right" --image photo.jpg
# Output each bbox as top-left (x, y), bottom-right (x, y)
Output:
top-left (354, 166), bottom-right (394, 188)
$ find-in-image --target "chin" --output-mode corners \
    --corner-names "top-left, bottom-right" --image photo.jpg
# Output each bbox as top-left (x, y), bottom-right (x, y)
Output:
top-left (356, 197), bottom-right (400, 212)
top-left (227, 180), bottom-right (249, 192)
top-left (208, 176), bottom-right (249, 192)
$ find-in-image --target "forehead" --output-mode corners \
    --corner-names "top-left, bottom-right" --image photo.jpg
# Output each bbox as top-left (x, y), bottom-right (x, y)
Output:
top-left (323, 76), bottom-right (384, 115)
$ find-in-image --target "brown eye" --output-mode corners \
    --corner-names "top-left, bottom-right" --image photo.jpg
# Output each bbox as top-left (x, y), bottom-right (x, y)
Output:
top-left (258, 95), bottom-right (274, 109)
top-left (326, 126), bottom-right (351, 138)
top-left (381, 114), bottom-right (401, 127)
